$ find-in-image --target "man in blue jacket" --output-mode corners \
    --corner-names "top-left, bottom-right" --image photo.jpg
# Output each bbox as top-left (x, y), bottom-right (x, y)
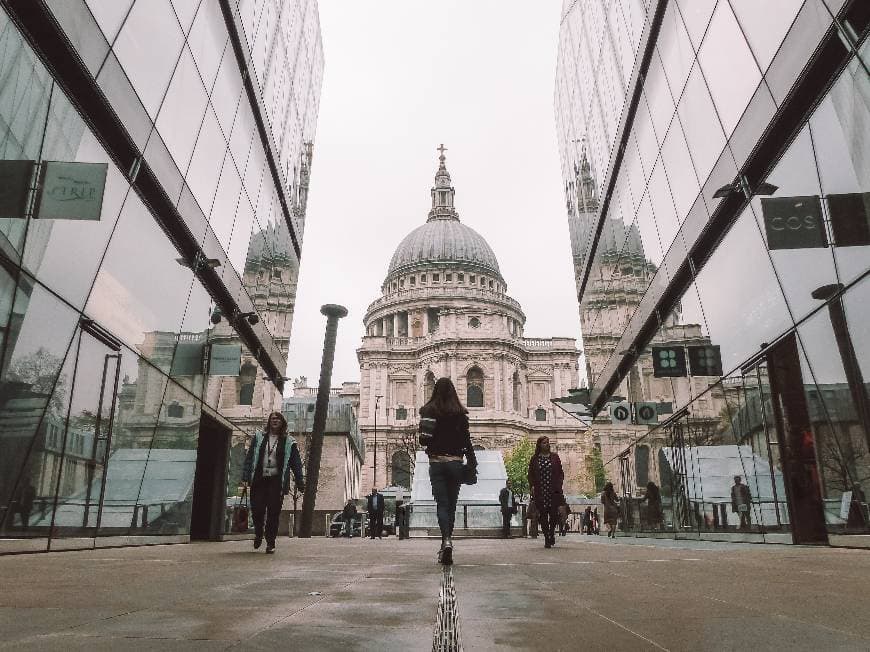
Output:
top-left (242, 411), bottom-right (304, 553)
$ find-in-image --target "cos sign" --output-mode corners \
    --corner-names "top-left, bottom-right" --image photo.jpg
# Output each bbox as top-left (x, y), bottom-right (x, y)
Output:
top-left (760, 196), bottom-right (827, 250)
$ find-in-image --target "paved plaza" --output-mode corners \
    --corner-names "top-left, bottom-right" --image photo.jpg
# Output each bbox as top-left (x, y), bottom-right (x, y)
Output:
top-left (2, 536), bottom-right (870, 651)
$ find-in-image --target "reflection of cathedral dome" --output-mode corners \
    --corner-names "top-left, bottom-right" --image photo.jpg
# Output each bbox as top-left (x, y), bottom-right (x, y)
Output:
top-left (385, 149), bottom-right (503, 282)
top-left (244, 222), bottom-right (296, 272)
top-left (387, 220), bottom-right (502, 279)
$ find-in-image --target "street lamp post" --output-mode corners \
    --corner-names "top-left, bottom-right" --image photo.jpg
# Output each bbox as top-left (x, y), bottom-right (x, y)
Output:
top-left (373, 394), bottom-right (383, 488)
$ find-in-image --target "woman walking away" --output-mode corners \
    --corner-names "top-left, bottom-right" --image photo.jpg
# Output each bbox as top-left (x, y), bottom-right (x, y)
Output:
top-left (419, 378), bottom-right (477, 565)
top-left (527, 436), bottom-right (565, 548)
top-left (582, 506), bottom-right (593, 535)
top-left (242, 412), bottom-right (305, 553)
top-left (601, 482), bottom-right (620, 539)
top-left (643, 481), bottom-right (663, 531)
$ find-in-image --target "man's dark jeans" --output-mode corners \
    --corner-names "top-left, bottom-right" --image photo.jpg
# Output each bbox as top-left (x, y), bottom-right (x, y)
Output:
top-left (429, 460), bottom-right (463, 539)
top-left (501, 510), bottom-right (512, 537)
top-left (251, 475), bottom-right (283, 545)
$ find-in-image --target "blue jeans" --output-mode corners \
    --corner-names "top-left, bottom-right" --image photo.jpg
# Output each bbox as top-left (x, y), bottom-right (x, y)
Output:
top-left (429, 460), bottom-right (463, 539)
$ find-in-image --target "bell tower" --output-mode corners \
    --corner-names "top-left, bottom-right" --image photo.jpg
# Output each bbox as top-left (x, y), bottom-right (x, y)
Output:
top-left (428, 144), bottom-right (459, 221)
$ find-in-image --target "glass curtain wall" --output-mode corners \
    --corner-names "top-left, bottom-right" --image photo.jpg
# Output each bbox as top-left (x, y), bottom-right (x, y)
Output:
top-left (1, 0), bottom-right (321, 551)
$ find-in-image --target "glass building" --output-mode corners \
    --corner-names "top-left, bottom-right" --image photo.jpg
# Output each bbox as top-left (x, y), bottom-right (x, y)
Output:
top-left (0, 0), bottom-right (323, 552)
top-left (556, 0), bottom-right (870, 546)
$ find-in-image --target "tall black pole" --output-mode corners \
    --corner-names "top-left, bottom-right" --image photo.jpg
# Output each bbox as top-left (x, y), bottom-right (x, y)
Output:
top-left (298, 304), bottom-right (347, 538)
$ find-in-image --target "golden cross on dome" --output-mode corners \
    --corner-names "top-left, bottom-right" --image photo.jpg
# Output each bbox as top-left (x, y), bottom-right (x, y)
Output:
top-left (437, 143), bottom-right (448, 158)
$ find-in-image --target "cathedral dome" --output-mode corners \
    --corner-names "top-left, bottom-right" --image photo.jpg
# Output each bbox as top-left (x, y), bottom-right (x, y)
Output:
top-left (387, 219), bottom-right (502, 279)
top-left (385, 147), bottom-right (503, 282)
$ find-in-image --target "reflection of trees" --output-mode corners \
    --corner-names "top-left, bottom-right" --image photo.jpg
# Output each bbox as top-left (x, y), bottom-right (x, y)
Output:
top-left (583, 445), bottom-right (606, 495)
top-left (7, 347), bottom-right (66, 413)
top-left (817, 425), bottom-right (870, 494)
top-left (504, 437), bottom-right (534, 501)
top-left (391, 425), bottom-right (420, 480)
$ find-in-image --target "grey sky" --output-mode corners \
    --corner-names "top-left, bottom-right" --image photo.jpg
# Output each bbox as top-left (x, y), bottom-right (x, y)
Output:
top-left (286, 1), bottom-right (580, 386)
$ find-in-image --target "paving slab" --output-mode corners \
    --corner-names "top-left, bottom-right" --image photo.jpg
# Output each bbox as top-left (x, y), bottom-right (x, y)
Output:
top-left (0, 534), bottom-right (869, 650)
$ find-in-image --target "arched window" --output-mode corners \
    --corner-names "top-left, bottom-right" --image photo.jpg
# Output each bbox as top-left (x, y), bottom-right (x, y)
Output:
top-left (167, 401), bottom-right (184, 418)
top-left (391, 451), bottom-right (411, 489)
top-left (239, 362), bottom-right (257, 406)
top-left (466, 367), bottom-right (484, 407)
top-left (512, 371), bottom-right (522, 412)
top-left (635, 445), bottom-right (650, 487)
top-left (424, 371), bottom-right (436, 403)
top-left (535, 407), bottom-right (547, 421)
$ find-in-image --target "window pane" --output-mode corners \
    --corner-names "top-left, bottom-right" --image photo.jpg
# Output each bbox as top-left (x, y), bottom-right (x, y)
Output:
top-left (185, 107), bottom-right (226, 215)
top-left (112, 0), bottom-right (184, 118)
top-left (677, 62), bottom-right (726, 187)
top-left (729, 0), bottom-right (803, 73)
top-left (156, 47), bottom-right (207, 173)
top-left (697, 1), bottom-right (761, 137)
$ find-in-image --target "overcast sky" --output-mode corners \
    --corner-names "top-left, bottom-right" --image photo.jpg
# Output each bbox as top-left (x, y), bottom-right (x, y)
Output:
top-left (285, 1), bottom-right (580, 387)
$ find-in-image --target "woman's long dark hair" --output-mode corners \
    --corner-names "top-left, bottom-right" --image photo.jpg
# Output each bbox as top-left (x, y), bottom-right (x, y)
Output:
top-left (420, 377), bottom-right (467, 418)
top-left (602, 481), bottom-right (616, 500)
top-left (646, 481), bottom-right (660, 501)
top-left (265, 410), bottom-right (288, 437)
top-left (534, 435), bottom-right (551, 457)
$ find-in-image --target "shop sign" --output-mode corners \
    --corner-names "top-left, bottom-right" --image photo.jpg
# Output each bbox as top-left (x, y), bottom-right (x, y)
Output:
top-left (652, 346), bottom-right (687, 378)
top-left (687, 345), bottom-right (723, 377)
top-left (170, 340), bottom-right (205, 376)
top-left (0, 159), bottom-right (35, 217)
top-left (36, 161), bottom-right (107, 220)
top-left (827, 192), bottom-right (870, 247)
top-left (635, 402), bottom-right (658, 425)
top-left (610, 401), bottom-right (631, 424)
top-left (760, 196), bottom-right (827, 250)
top-left (208, 343), bottom-right (241, 376)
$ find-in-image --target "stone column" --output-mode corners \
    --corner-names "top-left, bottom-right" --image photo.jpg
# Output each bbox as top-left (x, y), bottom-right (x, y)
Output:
top-left (392, 313), bottom-right (399, 338)
top-left (493, 357), bottom-right (501, 411)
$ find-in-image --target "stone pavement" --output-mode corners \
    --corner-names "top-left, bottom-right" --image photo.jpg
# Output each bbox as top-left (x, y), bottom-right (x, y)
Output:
top-left (1, 534), bottom-right (869, 651)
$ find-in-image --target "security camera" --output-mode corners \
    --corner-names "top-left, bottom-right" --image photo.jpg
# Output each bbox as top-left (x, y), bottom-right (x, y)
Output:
top-left (237, 311), bottom-right (260, 325)
top-left (210, 309), bottom-right (222, 325)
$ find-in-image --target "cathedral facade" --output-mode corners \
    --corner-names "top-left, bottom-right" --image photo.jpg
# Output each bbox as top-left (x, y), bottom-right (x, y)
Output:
top-left (357, 150), bottom-right (592, 494)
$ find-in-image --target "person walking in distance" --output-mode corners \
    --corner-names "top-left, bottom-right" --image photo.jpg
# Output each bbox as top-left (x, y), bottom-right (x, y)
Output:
top-left (527, 436), bottom-right (565, 549)
top-left (731, 475), bottom-right (752, 529)
top-left (601, 482), bottom-right (620, 539)
top-left (499, 482), bottom-right (516, 538)
top-left (419, 377), bottom-right (477, 565)
top-left (582, 506), bottom-right (593, 535)
top-left (643, 481), bottom-right (663, 531)
top-left (367, 488), bottom-right (384, 539)
top-left (342, 499), bottom-right (357, 538)
top-left (242, 411), bottom-right (304, 553)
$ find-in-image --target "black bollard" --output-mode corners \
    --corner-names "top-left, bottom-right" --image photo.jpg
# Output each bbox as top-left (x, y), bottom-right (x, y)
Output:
top-left (298, 304), bottom-right (348, 538)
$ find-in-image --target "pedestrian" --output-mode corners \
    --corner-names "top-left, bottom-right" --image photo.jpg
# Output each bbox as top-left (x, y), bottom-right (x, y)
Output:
top-left (643, 481), bottom-right (663, 530)
top-left (592, 507), bottom-right (601, 535)
top-left (13, 480), bottom-right (35, 530)
top-left (847, 483), bottom-right (868, 530)
top-left (242, 411), bottom-right (305, 554)
top-left (558, 498), bottom-right (571, 536)
top-left (367, 488), bottom-right (385, 539)
top-left (601, 482), bottom-right (620, 539)
top-left (582, 505), bottom-right (592, 535)
top-left (419, 377), bottom-right (477, 565)
top-left (527, 435), bottom-right (565, 549)
top-left (731, 475), bottom-right (752, 529)
top-left (526, 499), bottom-right (539, 538)
top-left (342, 499), bottom-right (357, 537)
top-left (499, 482), bottom-right (516, 538)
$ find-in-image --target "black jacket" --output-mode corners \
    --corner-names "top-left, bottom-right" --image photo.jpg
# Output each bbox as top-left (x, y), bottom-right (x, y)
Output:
top-left (418, 409), bottom-right (477, 466)
top-left (367, 493), bottom-right (384, 516)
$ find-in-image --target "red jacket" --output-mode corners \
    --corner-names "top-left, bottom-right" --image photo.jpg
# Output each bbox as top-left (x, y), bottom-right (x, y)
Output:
top-left (527, 453), bottom-right (565, 511)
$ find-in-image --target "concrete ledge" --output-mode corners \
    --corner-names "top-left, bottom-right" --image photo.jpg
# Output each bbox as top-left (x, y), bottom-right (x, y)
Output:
top-left (94, 535), bottom-right (189, 548)
top-left (618, 530), bottom-right (792, 545)
top-left (829, 534), bottom-right (870, 549)
top-left (219, 533), bottom-right (255, 541)
top-left (0, 538), bottom-right (48, 554)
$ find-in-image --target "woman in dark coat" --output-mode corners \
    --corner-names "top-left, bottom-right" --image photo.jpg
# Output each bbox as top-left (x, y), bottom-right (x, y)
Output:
top-left (601, 482), bottom-right (620, 539)
top-left (643, 481), bottom-right (663, 530)
top-left (419, 377), bottom-right (477, 565)
top-left (527, 435), bottom-right (565, 548)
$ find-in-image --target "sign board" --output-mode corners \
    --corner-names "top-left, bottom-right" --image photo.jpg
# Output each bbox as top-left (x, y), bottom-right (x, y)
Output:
top-left (170, 340), bottom-right (205, 376)
top-left (652, 346), bottom-right (687, 378)
top-left (208, 343), bottom-right (242, 376)
top-left (0, 159), bottom-right (34, 218)
top-left (827, 192), bottom-right (870, 247)
top-left (688, 345), bottom-right (723, 377)
top-left (760, 196), bottom-right (827, 250)
top-left (656, 402), bottom-right (673, 415)
top-left (36, 161), bottom-right (108, 220)
top-left (610, 401), bottom-right (631, 424)
top-left (635, 402), bottom-right (658, 425)
top-left (840, 491), bottom-right (853, 520)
